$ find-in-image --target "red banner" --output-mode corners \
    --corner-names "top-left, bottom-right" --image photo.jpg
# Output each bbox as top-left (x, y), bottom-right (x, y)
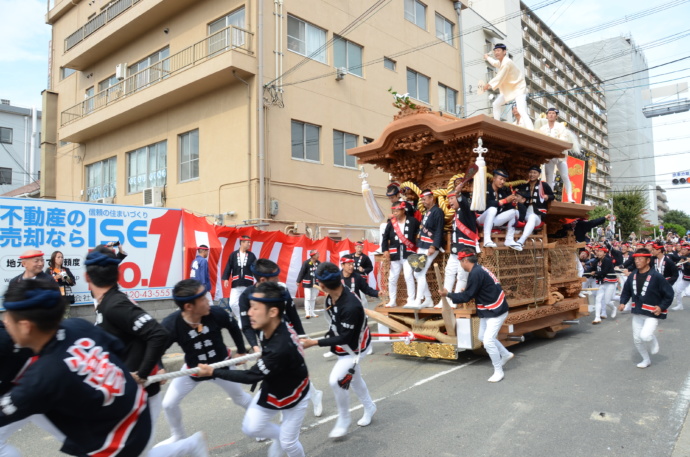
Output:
top-left (181, 212), bottom-right (380, 299)
top-left (564, 156), bottom-right (586, 204)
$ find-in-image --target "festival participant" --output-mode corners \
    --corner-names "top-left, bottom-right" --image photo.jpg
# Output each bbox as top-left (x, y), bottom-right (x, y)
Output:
top-left (476, 169), bottom-right (518, 248)
top-left (441, 248), bottom-right (513, 382)
top-left (381, 202), bottom-right (420, 307)
top-left (670, 244), bottom-right (690, 311)
top-left (85, 245), bottom-right (171, 438)
top-left (351, 241), bottom-right (374, 307)
top-left (238, 259), bottom-right (324, 417)
top-left (650, 243), bottom-right (679, 286)
top-left (508, 166), bottom-right (555, 251)
top-left (198, 282), bottom-right (311, 457)
top-left (8, 250), bottom-right (51, 286)
top-left (340, 256), bottom-right (379, 300)
top-left (552, 214), bottom-right (614, 244)
top-left (296, 250), bottom-right (320, 319)
top-left (0, 280), bottom-right (152, 456)
top-left (408, 189), bottom-right (444, 309)
top-left (190, 245), bottom-right (212, 303)
top-left (439, 189), bottom-right (476, 308)
top-left (352, 241), bottom-right (373, 277)
top-left (591, 246), bottom-right (618, 324)
top-left (618, 248), bottom-right (675, 368)
top-left (0, 320), bottom-right (65, 457)
top-left (300, 263), bottom-right (376, 439)
top-left (222, 235), bottom-right (257, 325)
top-left (483, 44), bottom-right (534, 129)
top-left (157, 279), bottom-right (252, 447)
top-left (511, 103), bottom-right (531, 128)
top-left (539, 107), bottom-right (574, 202)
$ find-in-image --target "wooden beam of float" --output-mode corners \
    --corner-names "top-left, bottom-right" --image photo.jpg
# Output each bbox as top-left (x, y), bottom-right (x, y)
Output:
top-left (348, 111), bottom-right (573, 190)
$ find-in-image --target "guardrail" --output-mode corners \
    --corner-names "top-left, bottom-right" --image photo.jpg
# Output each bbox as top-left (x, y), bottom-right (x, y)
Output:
top-left (61, 25), bottom-right (253, 126)
top-left (65, 0), bottom-right (143, 52)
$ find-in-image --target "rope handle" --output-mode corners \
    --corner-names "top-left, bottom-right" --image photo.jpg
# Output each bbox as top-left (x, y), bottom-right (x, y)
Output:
top-left (144, 352), bottom-right (262, 386)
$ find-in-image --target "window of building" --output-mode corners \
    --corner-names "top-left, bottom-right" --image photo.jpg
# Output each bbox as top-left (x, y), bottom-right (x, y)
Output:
top-left (333, 36), bottom-right (363, 77)
top-left (208, 6), bottom-right (246, 52)
top-left (435, 14), bottom-right (454, 45)
top-left (384, 57), bottom-right (396, 71)
top-left (0, 168), bottom-right (11, 185)
top-left (0, 127), bottom-right (12, 144)
top-left (128, 47), bottom-right (170, 92)
top-left (60, 67), bottom-right (76, 80)
top-left (179, 129), bottom-right (199, 182)
top-left (287, 15), bottom-right (326, 63)
top-left (438, 83), bottom-right (458, 114)
top-left (291, 120), bottom-right (320, 163)
top-left (98, 74), bottom-right (122, 106)
top-left (333, 130), bottom-right (357, 168)
top-left (127, 141), bottom-right (167, 193)
top-left (404, 0), bottom-right (426, 29)
top-left (84, 87), bottom-right (95, 114)
top-left (406, 69), bottom-right (429, 103)
top-left (86, 157), bottom-right (117, 201)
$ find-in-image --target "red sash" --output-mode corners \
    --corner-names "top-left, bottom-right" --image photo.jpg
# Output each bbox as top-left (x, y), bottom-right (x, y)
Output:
top-left (455, 214), bottom-right (479, 242)
top-left (391, 218), bottom-right (417, 253)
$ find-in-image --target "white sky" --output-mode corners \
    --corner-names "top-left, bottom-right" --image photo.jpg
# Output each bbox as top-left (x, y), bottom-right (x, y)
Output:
top-left (1, 0), bottom-right (688, 214)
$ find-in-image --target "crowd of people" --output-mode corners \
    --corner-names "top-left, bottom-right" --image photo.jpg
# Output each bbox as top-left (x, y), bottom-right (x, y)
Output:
top-left (0, 236), bottom-right (382, 457)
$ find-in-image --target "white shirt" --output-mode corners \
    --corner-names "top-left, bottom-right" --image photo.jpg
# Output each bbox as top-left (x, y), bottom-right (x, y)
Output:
top-left (486, 55), bottom-right (527, 102)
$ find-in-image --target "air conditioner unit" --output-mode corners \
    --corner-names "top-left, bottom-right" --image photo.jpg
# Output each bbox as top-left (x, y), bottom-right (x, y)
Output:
top-left (115, 63), bottom-right (128, 80)
top-left (95, 197), bottom-right (114, 204)
top-left (335, 67), bottom-right (347, 81)
top-left (143, 187), bottom-right (164, 207)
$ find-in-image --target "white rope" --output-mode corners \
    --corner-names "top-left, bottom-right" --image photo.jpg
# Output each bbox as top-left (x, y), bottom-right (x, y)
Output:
top-left (145, 352), bottom-right (262, 386)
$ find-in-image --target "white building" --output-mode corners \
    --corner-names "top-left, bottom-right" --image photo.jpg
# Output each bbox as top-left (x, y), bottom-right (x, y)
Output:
top-left (572, 36), bottom-right (658, 224)
top-left (0, 100), bottom-right (42, 196)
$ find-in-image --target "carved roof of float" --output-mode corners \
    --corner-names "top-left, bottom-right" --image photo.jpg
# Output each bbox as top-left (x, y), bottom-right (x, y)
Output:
top-left (348, 113), bottom-right (573, 172)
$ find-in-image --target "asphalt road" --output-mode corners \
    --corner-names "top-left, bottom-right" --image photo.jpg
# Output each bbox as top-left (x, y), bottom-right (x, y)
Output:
top-left (7, 297), bottom-right (690, 457)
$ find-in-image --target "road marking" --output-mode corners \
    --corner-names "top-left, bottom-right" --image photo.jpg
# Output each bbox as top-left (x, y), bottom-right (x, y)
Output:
top-left (303, 359), bottom-right (479, 430)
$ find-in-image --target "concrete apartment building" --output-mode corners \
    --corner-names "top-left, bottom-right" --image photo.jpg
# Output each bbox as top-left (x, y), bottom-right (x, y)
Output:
top-left (42, 0), bottom-right (469, 236)
top-left (0, 101), bottom-right (42, 196)
top-left (459, 1), bottom-right (611, 205)
top-left (573, 36), bottom-right (659, 224)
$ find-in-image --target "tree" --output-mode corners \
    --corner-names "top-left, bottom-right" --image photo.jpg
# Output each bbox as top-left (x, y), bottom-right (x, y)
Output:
top-left (588, 206), bottom-right (610, 220)
top-left (662, 209), bottom-right (690, 234)
top-left (612, 187), bottom-right (648, 239)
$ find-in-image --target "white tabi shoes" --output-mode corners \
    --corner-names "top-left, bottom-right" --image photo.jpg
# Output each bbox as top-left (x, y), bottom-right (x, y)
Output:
top-left (419, 297), bottom-right (434, 308)
top-left (650, 337), bottom-right (659, 355)
top-left (357, 404), bottom-right (377, 427)
top-left (637, 359), bottom-right (651, 369)
top-left (501, 352), bottom-right (514, 367)
top-left (484, 241), bottom-right (497, 248)
top-left (488, 371), bottom-right (504, 383)
top-left (329, 417), bottom-right (351, 439)
top-left (402, 299), bottom-right (421, 309)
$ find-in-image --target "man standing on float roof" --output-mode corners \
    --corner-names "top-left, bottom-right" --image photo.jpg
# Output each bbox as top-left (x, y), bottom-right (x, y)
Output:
top-left (484, 43), bottom-right (534, 129)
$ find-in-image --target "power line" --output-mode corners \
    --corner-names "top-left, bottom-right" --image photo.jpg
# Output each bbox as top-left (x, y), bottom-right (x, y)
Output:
top-left (0, 143), bottom-right (39, 186)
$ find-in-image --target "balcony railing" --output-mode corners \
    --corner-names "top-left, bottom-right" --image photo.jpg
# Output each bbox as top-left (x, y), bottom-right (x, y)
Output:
top-left (61, 25), bottom-right (253, 126)
top-left (65, 0), bottom-right (143, 52)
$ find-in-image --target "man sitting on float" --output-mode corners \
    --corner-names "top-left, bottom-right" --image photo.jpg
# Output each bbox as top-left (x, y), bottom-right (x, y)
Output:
top-left (476, 169), bottom-right (519, 248)
top-left (507, 165), bottom-right (555, 251)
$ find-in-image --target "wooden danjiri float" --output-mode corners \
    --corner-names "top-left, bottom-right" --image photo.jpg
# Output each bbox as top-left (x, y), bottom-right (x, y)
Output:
top-left (348, 105), bottom-right (592, 360)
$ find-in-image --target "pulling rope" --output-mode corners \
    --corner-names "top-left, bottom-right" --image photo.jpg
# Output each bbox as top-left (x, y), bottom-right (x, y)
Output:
top-left (144, 352), bottom-right (262, 386)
